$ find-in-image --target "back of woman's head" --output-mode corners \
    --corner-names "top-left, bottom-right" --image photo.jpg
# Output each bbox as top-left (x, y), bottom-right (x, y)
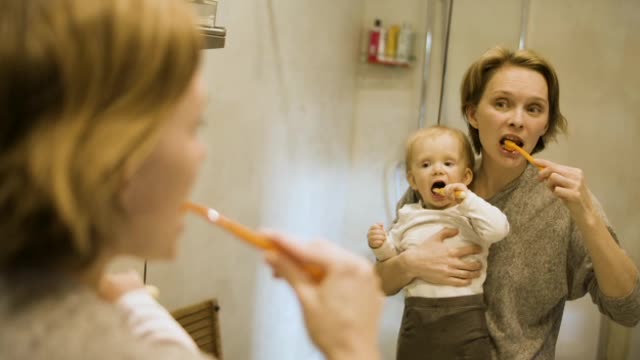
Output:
top-left (0, 0), bottom-right (202, 271)
top-left (460, 46), bottom-right (567, 155)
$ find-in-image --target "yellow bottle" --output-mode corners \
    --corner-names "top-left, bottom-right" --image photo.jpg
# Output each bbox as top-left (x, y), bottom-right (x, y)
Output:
top-left (385, 25), bottom-right (400, 61)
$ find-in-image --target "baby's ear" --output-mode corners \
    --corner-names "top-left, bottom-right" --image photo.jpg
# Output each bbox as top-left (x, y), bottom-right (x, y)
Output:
top-left (463, 168), bottom-right (473, 186)
top-left (407, 171), bottom-right (418, 190)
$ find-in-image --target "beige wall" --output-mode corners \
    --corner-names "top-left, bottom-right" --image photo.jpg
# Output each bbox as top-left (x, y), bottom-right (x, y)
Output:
top-left (344, 2), bottom-right (429, 358)
top-left (143, 1), bottom-right (364, 359)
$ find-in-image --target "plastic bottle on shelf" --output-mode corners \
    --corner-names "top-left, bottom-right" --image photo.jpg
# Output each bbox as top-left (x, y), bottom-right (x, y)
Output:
top-left (376, 24), bottom-right (387, 62)
top-left (368, 19), bottom-right (383, 63)
top-left (385, 25), bottom-right (400, 62)
top-left (396, 23), bottom-right (413, 64)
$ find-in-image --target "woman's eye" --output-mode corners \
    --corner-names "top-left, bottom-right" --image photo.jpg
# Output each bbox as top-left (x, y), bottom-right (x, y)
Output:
top-left (495, 99), bottom-right (508, 109)
top-left (528, 105), bottom-right (543, 114)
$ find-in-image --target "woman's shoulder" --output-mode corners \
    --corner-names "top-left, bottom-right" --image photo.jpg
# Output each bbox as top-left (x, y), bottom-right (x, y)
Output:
top-left (0, 276), bottom-right (212, 360)
top-left (0, 278), bottom-right (125, 358)
top-left (491, 164), bottom-right (570, 225)
top-left (495, 165), bottom-right (553, 203)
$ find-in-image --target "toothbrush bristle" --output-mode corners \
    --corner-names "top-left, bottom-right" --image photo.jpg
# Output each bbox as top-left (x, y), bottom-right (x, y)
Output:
top-left (207, 209), bottom-right (220, 222)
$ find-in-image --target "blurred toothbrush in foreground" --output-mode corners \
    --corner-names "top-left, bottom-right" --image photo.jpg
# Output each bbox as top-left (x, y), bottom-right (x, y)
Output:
top-left (183, 202), bottom-right (326, 283)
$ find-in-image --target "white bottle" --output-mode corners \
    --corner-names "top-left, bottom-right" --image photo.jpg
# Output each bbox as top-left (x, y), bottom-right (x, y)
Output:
top-left (396, 23), bottom-right (413, 64)
top-left (376, 26), bottom-right (387, 62)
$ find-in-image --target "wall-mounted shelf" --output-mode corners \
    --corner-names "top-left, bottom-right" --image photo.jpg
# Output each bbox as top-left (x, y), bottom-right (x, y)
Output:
top-left (366, 58), bottom-right (412, 68)
top-left (361, 20), bottom-right (416, 69)
top-left (188, 0), bottom-right (226, 49)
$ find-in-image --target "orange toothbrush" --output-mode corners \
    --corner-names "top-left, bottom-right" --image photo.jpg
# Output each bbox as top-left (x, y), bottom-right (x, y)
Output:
top-left (433, 188), bottom-right (466, 199)
top-left (183, 202), bottom-right (326, 283)
top-left (503, 140), bottom-right (544, 170)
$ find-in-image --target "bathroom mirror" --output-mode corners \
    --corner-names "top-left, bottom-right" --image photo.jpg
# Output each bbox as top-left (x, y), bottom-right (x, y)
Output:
top-left (138, 1), bottom-right (640, 359)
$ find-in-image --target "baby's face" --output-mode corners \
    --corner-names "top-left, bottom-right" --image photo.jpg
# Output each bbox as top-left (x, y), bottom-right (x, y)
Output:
top-left (407, 133), bottom-right (471, 209)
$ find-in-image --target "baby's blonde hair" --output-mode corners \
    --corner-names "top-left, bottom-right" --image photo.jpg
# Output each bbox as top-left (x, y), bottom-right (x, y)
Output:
top-left (398, 126), bottom-right (475, 208)
top-left (0, 0), bottom-right (202, 270)
top-left (405, 126), bottom-right (476, 174)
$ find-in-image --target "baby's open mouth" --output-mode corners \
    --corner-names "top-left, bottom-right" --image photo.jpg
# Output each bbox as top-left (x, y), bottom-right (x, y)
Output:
top-left (431, 181), bottom-right (446, 195)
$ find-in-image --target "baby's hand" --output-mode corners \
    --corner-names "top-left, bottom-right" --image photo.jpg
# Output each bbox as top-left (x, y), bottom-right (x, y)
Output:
top-left (443, 183), bottom-right (468, 203)
top-left (98, 270), bottom-right (145, 303)
top-left (367, 223), bottom-right (387, 249)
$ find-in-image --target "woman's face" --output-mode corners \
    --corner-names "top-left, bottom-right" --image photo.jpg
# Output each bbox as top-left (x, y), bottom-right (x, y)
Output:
top-left (467, 65), bottom-right (549, 169)
top-left (117, 71), bottom-right (207, 260)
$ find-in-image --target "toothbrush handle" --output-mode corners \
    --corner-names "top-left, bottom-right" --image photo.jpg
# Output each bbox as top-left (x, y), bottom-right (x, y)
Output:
top-left (504, 141), bottom-right (544, 170)
top-left (513, 146), bottom-right (544, 170)
top-left (216, 216), bottom-right (326, 283)
top-left (270, 241), bottom-right (327, 283)
top-left (184, 202), bottom-right (327, 283)
top-left (216, 216), bottom-right (274, 249)
top-left (434, 189), bottom-right (466, 199)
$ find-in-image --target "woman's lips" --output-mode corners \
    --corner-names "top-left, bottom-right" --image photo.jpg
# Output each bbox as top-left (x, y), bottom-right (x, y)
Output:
top-left (500, 136), bottom-right (524, 147)
top-left (499, 142), bottom-right (520, 158)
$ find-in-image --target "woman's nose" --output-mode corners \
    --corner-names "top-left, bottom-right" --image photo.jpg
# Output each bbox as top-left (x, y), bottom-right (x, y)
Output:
top-left (508, 109), bottom-right (525, 128)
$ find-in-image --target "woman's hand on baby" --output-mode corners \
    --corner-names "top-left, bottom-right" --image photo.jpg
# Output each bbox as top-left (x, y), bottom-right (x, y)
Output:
top-left (98, 270), bottom-right (146, 303)
top-left (264, 233), bottom-right (383, 360)
top-left (367, 223), bottom-right (387, 249)
top-left (535, 158), bottom-right (597, 222)
top-left (405, 228), bottom-right (482, 286)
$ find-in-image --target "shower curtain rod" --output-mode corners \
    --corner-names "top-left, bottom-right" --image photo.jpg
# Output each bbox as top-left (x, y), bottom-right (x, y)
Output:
top-left (417, 0), bottom-right (435, 129)
top-left (519, 0), bottom-right (530, 49)
top-left (417, 0), bottom-right (454, 129)
top-left (418, 0), bottom-right (531, 129)
top-left (436, 0), bottom-right (454, 126)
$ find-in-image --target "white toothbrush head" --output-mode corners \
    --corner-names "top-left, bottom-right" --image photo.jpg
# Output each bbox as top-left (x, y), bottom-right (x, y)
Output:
top-left (207, 208), bottom-right (220, 222)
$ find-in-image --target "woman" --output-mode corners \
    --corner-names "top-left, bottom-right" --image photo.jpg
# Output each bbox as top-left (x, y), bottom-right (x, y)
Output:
top-left (376, 47), bottom-right (640, 358)
top-left (0, 1), bottom-right (383, 359)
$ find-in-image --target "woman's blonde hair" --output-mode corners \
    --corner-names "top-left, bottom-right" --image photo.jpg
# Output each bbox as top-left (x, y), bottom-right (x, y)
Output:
top-left (460, 46), bottom-right (567, 155)
top-left (0, 0), bottom-right (202, 271)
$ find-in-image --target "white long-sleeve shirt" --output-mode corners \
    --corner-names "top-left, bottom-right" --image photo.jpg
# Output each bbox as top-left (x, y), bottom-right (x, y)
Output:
top-left (117, 289), bottom-right (199, 353)
top-left (372, 190), bottom-right (509, 298)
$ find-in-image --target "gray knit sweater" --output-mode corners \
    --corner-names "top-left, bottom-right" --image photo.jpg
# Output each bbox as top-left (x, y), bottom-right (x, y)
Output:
top-left (0, 273), bottom-right (214, 360)
top-left (484, 165), bottom-right (640, 359)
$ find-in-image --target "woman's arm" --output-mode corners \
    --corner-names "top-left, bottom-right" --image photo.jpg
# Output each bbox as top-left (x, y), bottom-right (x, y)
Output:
top-left (576, 211), bottom-right (638, 297)
top-left (537, 159), bottom-right (639, 297)
top-left (374, 251), bottom-right (416, 295)
top-left (375, 228), bottom-right (483, 295)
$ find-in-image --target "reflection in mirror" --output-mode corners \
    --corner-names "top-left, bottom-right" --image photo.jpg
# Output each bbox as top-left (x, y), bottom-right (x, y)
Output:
top-left (146, 1), bottom-right (640, 359)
